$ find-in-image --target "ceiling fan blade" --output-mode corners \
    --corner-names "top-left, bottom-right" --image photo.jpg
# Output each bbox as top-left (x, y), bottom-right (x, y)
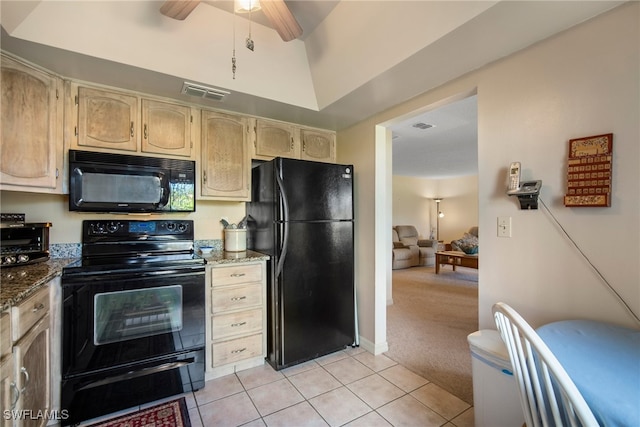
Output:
top-left (260, 0), bottom-right (303, 42)
top-left (159, 0), bottom-right (201, 20)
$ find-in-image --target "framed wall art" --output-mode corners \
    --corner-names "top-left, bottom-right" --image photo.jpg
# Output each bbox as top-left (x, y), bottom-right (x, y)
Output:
top-left (564, 133), bottom-right (613, 207)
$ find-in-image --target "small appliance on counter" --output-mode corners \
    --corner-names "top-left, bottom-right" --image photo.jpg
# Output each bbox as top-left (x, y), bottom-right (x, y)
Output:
top-left (0, 214), bottom-right (51, 267)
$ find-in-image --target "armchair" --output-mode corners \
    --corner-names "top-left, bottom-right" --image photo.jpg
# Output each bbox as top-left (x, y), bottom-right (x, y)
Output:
top-left (394, 225), bottom-right (437, 267)
top-left (392, 228), bottom-right (417, 269)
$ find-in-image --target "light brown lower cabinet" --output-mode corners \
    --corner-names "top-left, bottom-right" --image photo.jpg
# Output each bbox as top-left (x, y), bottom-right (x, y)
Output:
top-left (1, 284), bottom-right (54, 427)
top-left (12, 315), bottom-right (50, 427)
top-left (206, 262), bottom-right (267, 380)
top-left (1, 354), bottom-right (16, 427)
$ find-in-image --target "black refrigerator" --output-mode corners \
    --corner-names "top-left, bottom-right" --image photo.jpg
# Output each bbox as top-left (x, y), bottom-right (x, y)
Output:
top-left (247, 157), bottom-right (356, 370)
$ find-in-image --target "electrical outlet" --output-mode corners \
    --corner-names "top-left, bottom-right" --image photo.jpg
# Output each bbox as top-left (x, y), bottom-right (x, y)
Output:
top-left (497, 216), bottom-right (512, 238)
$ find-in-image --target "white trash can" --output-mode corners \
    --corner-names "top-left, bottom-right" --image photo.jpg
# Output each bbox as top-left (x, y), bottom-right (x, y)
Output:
top-left (467, 330), bottom-right (525, 427)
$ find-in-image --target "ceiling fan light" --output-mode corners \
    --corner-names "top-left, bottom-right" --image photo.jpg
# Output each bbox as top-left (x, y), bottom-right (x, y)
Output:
top-left (235, 0), bottom-right (261, 13)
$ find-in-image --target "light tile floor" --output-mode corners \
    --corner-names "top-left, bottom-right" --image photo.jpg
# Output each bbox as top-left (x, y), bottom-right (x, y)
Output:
top-left (80, 346), bottom-right (475, 427)
top-left (185, 346), bottom-right (475, 427)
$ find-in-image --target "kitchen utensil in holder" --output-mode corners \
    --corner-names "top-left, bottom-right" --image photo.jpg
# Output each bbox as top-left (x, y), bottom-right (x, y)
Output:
top-left (224, 229), bottom-right (247, 252)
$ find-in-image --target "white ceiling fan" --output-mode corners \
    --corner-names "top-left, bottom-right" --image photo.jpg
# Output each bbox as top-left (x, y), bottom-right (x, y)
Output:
top-left (159, 0), bottom-right (303, 42)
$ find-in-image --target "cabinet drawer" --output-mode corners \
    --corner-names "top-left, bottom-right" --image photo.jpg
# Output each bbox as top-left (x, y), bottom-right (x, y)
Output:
top-left (0, 312), bottom-right (10, 358)
top-left (212, 309), bottom-right (262, 339)
top-left (212, 333), bottom-right (262, 367)
top-left (211, 284), bottom-right (262, 313)
top-left (211, 264), bottom-right (262, 287)
top-left (11, 288), bottom-right (49, 342)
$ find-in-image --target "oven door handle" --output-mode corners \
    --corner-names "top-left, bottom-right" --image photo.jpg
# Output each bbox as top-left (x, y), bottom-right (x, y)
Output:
top-left (76, 359), bottom-right (195, 391)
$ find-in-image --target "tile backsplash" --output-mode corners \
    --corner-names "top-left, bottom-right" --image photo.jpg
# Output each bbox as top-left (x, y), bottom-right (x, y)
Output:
top-left (50, 240), bottom-right (223, 258)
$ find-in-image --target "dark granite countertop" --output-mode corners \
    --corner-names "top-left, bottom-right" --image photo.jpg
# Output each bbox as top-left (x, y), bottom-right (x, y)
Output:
top-left (199, 250), bottom-right (270, 265)
top-left (1, 258), bottom-right (76, 312)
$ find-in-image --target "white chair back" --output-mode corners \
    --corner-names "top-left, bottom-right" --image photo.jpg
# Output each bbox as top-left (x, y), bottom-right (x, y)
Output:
top-left (492, 302), bottom-right (599, 427)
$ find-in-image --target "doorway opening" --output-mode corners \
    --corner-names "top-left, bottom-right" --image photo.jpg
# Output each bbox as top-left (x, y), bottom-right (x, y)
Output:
top-left (383, 91), bottom-right (479, 404)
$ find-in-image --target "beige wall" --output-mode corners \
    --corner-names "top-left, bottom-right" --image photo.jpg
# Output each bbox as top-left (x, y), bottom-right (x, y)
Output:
top-left (338, 2), bottom-right (639, 353)
top-left (0, 191), bottom-right (246, 244)
top-left (392, 175), bottom-right (478, 244)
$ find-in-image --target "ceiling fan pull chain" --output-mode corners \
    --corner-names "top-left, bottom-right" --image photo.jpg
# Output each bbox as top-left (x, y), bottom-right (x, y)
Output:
top-left (232, 7), bottom-right (237, 79)
top-left (246, 0), bottom-right (255, 51)
top-left (232, 50), bottom-right (237, 79)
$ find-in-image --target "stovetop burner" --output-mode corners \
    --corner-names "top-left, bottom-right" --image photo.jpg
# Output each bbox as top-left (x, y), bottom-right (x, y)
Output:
top-left (64, 219), bottom-right (205, 276)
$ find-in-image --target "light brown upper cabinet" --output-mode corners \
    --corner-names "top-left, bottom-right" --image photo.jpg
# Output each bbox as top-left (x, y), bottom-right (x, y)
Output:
top-left (253, 119), bottom-right (300, 160)
top-left (141, 99), bottom-right (192, 157)
top-left (200, 110), bottom-right (250, 201)
top-left (76, 86), bottom-right (138, 152)
top-left (300, 128), bottom-right (336, 163)
top-left (252, 119), bottom-right (336, 164)
top-left (0, 54), bottom-right (64, 193)
top-left (72, 84), bottom-right (194, 158)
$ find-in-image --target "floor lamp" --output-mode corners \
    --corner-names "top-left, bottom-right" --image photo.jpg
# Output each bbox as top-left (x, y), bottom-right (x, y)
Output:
top-left (435, 198), bottom-right (444, 241)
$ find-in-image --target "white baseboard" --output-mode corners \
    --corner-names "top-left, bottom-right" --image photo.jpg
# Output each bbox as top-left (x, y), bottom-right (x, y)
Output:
top-left (358, 335), bottom-right (389, 355)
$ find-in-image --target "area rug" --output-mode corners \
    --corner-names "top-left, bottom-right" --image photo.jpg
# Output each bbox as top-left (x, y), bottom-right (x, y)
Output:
top-left (386, 265), bottom-right (478, 405)
top-left (86, 398), bottom-right (191, 427)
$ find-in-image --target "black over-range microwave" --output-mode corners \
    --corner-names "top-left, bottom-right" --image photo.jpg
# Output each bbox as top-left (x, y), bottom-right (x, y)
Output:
top-left (68, 150), bottom-right (196, 213)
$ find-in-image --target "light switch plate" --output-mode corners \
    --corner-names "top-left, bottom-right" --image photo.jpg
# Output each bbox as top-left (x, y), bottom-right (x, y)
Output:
top-left (498, 216), bottom-right (512, 238)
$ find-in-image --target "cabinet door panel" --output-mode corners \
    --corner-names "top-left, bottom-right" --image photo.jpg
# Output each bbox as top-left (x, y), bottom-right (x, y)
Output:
top-left (201, 111), bottom-right (249, 199)
top-left (0, 313), bottom-right (10, 359)
top-left (1, 55), bottom-right (60, 190)
top-left (78, 87), bottom-right (137, 151)
top-left (1, 355), bottom-right (17, 427)
top-left (141, 99), bottom-right (191, 157)
top-left (210, 264), bottom-right (263, 287)
top-left (13, 316), bottom-right (50, 427)
top-left (11, 288), bottom-right (49, 342)
top-left (212, 309), bottom-right (262, 339)
top-left (211, 284), bottom-right (262, 312)
top-left (255, 120), bottom-right (299, 159)
top-left (300, 129), bottom-right (335, 163)
top-left (211, 333), bottom-right (262, 367)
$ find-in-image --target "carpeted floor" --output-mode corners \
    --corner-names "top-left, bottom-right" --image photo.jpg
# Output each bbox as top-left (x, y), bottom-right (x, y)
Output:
top-left (385, 265), bottom-right (478, 405)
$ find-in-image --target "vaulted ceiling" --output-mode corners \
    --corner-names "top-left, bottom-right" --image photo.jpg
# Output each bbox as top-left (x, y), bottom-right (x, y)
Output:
top-left (0, 1), bottom-right (624, 177)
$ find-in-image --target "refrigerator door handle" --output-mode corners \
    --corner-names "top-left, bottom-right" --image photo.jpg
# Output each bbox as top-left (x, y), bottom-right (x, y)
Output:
top-left (275, 165), bottom-right (290, 279)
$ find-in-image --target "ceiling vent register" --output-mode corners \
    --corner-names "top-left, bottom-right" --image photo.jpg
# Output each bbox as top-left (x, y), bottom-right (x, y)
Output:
top-left (412, 122), bottom-right (434, 130)
top-left (181, 82), bottom-right (230, 101)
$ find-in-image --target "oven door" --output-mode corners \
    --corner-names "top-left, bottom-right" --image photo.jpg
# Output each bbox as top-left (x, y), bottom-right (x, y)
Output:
top-left (62, 266), bottom-right (205, 377)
